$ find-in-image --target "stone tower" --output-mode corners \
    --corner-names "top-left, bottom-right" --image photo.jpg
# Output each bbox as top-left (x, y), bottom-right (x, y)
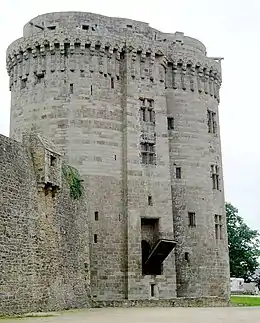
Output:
top-left (6, 12), bottom-right (230, 302)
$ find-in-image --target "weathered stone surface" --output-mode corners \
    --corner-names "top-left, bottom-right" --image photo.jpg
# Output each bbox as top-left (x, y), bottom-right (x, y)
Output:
top-left (2, 11), bottom-right (230, 314)
top-left (0, 134), bottom-right (90, 315)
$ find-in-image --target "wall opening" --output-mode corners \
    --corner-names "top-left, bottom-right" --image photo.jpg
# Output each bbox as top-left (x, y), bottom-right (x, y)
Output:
top-left (176, 167), bottom-right (181, 179)
top-left (82, 25), bottom-right (89, 30)
top-left (148, 195), bottom-right (153, 206)
top-left (95, 211), bottom-right (99, 221)
top-left (50, 155), bottom-right (56, 166)
top-left (94, 234), bottom-right (98, 243)
top-left (111, 77), bottom-right (115, 89)
top-left (184, 252), bottom-right (190, 262)
top-left (167, 117), bottom-right (174, 130)
top-left (90, 85), bottom-right (93, 95)
top-left (70, 84), bottom-right (74, 94)
top-left (150, 283), bottom-right (156, 297)
top-left (47, 26), bottom-right (56, 30)
top-left (141, 218), bottom-right (162, 275)
top-left (188, 212), bottom-right (196, 227)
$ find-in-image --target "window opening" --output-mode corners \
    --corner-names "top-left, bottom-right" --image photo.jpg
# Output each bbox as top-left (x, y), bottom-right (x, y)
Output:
top-left (211, 165), bottom-right (220, 190)
top-left (167, 117), bottom-right (174, 130)
top-left (111, 77), bottom-right (114, 89)
top-left (215, 215), bottom-right (223, 240)
top-left (150, 284), bottom-right (155, 297)
top-left (95, 211), bottom-right (99, 221)
top-left (50, 155), bottom-right (56, 167)
top-left (184, 252), bottom-right (190, 262)
top-left (176, 167), bottom-right (181, 179)
top-left (188, 212), bottom-right (196, 227)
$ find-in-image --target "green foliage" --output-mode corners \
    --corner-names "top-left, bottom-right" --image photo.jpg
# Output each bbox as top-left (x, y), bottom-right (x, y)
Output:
top-left (62, 164), bottom-right (83, 200)
top-left (226, 202), bottom-right (260, 280)
top-left (231, 296), bottom-right (260, 306)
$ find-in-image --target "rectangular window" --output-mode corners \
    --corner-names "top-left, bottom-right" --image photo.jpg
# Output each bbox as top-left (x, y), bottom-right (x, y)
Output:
top-left (215, 215), bottom-right (223, 240)
top-left (111, 77), bottom-right (114, 89)
top-left (207, 110), bottom-right (217, 134)
top-left (148, 109), bottom-right (154, 122)
top-left (82, 25), bottom-right (89, 30)
top-left (148, 196), bottom-right (153, 206)
top-left (94, 234), bottom-right (98, 243)
top-left (70, 84), bottom-right (73, 94)
top-left (50, 155), bottom-right (56, 167)
top-left (188, 212), bottom-right (196, 227)
top-left (95, 211), bottom-right (99, 221)
top-left (139, 98), bottom-right (155, 123)
top-left (90, 85), bottom-right (93, 95)
top-left (211, 165), bottom-right (220, 190)
top-left (176, 167), bottom-right (181, 179)
top-left (150, 284), bottom-right (155, 297)
top-left (184, 252), bottom-right (190, 262)
top-left (140, 107), bottom-right (146, 121)
top-left (141, 142), bottom-right (155, 165)
top-left (47, 26), bottom-right (56, 30)
top-left (167, 117), bottom-right (174, 130)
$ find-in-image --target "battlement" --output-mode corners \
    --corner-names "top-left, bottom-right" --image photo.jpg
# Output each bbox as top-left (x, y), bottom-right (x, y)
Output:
top-left (6, 17), bottom-right (221, 101)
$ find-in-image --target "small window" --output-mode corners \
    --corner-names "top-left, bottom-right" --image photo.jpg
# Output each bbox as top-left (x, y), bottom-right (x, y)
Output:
top-left (127, 24), bottom-right (133, 29)
top-left (188, 212), bottom-right (196, 227)
top-left (184, 252), bottom-right (190, 262)
top-left (207, 110), bottom-right (217, 134)
top-left (167, 117), bottom-right (174, 130)
top-left (50, 155), bottom-right (56, 166)
top-left (114, 155), bottom-right (117, 161)
top-left (47, 26), bottom-right (56, 30)
top-left (150, 283), bottom-right (155, 297)
top-left (94, 234), bottom-right (98, 243)
top-left (215, 214), bottom-right (223, 240)
top-left (140, 107), bottom-right (146, 121)
top-left (176, 167), bottom-right (181, 179)
top-left (82, 25), bottom-right (89, 30)
top-left (148, 196), bottom-right (153, 206)
top-left (70, 84), bottom-right (73, 94)
top-left (95, 211), bottom-right (99, 221)
top-left (90, 85), bottom-right (93, 95)
top-left (211, 165), bottom-right (220, 190)
top-left (111, 77), bottom-right (114, 89)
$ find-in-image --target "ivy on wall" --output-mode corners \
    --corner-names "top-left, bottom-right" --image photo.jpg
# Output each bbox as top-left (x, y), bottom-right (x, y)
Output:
top-left (62, 164), bottom-right (83, 200)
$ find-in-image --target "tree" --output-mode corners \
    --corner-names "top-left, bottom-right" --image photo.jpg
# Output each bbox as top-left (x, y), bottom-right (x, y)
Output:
top-left (226, 202), bottom-right (260, 280)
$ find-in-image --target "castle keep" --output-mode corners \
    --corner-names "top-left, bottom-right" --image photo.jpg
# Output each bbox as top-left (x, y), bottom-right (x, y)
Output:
top-left (1, 11), bottom-right (230, 314)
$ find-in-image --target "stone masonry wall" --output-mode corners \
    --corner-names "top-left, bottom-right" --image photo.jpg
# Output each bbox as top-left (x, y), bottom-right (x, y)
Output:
top-left (5, 11), bottom-right (230, 303)
top-left (0, 134), bottom-right (90, 315)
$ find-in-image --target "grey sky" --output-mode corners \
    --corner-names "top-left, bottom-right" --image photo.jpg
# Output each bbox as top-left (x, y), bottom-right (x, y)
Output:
top-left (1, 0), bottom-right (259, 231)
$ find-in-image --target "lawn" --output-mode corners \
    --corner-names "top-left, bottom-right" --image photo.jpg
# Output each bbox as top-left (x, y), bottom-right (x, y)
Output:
top-left (231, 296), bottom-right (260, 306)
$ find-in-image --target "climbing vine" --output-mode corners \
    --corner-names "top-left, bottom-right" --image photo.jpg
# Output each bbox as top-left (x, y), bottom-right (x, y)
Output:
top-left (62, 164), bottom-right (84, 200)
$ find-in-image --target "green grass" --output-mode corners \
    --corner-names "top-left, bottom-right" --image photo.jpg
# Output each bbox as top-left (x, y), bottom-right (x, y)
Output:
top-left (231, 296), bottom-right (260, 306)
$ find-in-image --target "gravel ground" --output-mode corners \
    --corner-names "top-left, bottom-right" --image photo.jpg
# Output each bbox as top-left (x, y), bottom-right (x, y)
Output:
top-left (1, 307), bottom-right (260, 323)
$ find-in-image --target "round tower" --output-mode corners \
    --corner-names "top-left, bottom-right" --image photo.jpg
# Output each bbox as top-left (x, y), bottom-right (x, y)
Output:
top-left (165, 35), bottom-right (230, 298)
top-left (6, 12), bottom-right (230, 303)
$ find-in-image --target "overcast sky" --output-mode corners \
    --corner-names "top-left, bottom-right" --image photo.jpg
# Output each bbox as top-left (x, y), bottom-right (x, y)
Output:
top-left (1, 0), bottom-right (259, 231)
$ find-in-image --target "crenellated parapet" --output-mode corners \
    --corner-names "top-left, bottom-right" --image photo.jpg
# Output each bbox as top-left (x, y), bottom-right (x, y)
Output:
top-left (6, 12), bottom-right (222, 102)
top-left (165, 57), bottom-right (221, 101)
